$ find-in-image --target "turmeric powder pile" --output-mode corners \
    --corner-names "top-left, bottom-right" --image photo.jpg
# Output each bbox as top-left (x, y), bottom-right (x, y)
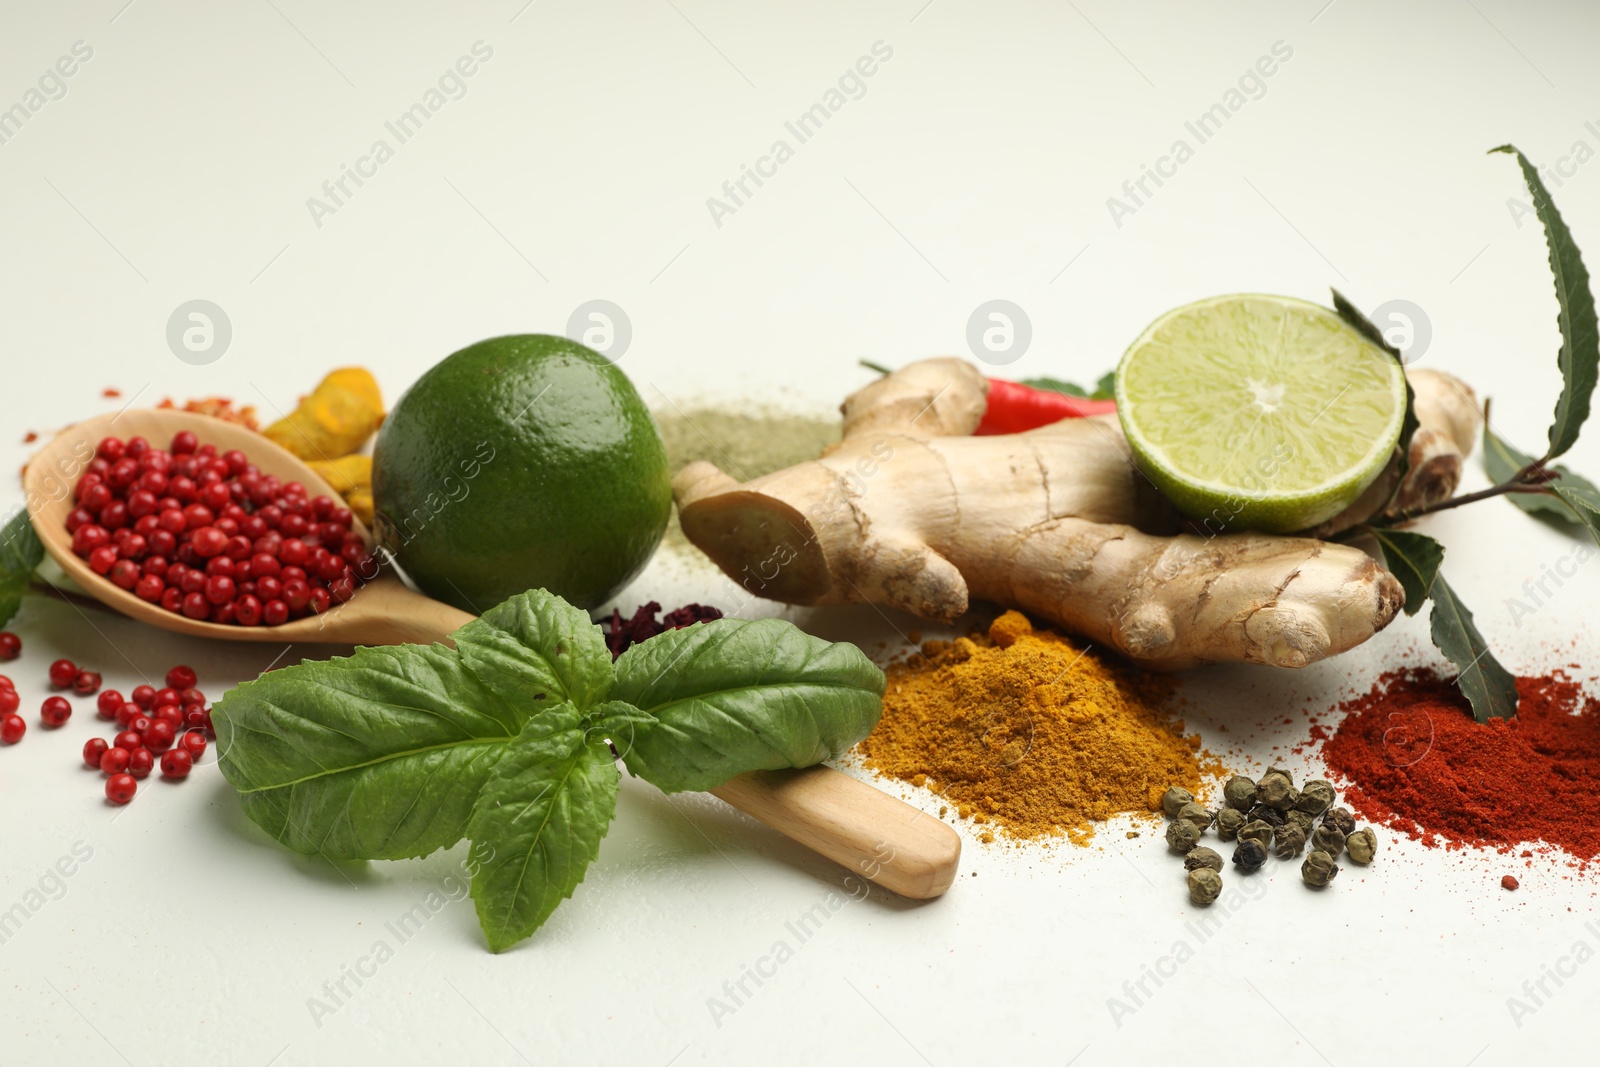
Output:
top-left (858, 611), bottom-right (1221, 844)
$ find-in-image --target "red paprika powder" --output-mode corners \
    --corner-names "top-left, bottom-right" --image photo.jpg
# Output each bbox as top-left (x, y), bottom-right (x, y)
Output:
top-left (1320, 669), bottom-right (1600, 865)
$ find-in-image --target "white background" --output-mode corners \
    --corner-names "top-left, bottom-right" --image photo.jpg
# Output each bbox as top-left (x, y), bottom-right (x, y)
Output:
top-left (3, 1), bottom-right (1600, 1064)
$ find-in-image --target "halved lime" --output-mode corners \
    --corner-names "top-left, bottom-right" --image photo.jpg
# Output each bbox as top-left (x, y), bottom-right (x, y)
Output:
top-left (1115, 294), bottom-right (1406, 534)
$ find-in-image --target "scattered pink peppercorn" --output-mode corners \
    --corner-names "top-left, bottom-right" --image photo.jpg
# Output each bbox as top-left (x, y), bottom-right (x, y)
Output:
top-left (105, 773), bottom-right (137, 804)
top-left (48, 658), bottom-right (79, 688)
top-left (1, 713), bottom-right (25, 744)
top-left (126, 748), bottom-right (154, 780)
top-left (179, 729), bottom-right (207, 759)
top-left (40, 696), bottom-right (72, 727)
top-left (143, 720), bottom-right (176, 753)
top-left (83, 737), bottom-right (109, 767)
top-left (159, 748), bottom-right (192, 779)
top-left (0, 632), bottom-right (19, 660)
top-left (96, 689), bottom-right (124, 719)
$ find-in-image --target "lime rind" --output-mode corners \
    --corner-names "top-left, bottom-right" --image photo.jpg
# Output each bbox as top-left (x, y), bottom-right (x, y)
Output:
top-left (1115, 294), bottom-right (1406, 534)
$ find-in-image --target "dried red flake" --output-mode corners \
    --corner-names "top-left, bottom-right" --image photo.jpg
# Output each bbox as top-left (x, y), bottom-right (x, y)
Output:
top-left (1320, 669), bottom-right (1600, 868)
top-left (604, 601), bottom-right (723, 659)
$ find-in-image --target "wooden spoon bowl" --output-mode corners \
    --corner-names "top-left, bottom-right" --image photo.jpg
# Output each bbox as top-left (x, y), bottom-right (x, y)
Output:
top-left (25, 409), bottom-right (472, 645)
top-left (23, 408), bottom-right (960, 899)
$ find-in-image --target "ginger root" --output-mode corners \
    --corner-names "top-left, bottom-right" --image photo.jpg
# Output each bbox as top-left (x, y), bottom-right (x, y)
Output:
top-left (675, 358), bottom-right (1481, 670)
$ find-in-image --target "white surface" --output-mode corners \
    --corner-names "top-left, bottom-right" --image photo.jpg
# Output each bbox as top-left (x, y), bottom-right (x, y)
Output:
top-left (3, 1), bottom-right (1599, 1064)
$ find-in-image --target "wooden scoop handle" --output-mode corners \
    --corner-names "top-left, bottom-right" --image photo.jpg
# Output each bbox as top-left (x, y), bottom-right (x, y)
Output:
top-left (712, 767), bottom-right (960, 899)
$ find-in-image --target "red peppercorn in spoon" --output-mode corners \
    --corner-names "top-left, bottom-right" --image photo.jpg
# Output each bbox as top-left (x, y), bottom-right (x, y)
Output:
top-left (25, 411), bottom-right (474, 646)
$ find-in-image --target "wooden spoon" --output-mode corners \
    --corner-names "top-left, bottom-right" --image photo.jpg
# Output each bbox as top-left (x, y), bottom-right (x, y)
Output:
top-left (25, 409), bottom-right (960, 899)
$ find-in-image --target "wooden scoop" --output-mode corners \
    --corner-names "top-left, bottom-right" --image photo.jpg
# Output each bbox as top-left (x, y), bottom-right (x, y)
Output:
top-left (25, 409), bottom-right (960, 899)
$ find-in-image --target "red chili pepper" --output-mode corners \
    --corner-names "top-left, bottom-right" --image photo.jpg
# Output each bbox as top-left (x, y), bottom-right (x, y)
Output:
top-left (974, 378), bottom-right (1117, 435)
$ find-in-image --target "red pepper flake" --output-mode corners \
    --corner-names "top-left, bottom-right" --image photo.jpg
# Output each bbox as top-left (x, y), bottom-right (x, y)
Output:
top-left (604, 601), bottom-right (723, 659)
top-left (1320, 669), bottom-right (1600, 868)
top-left (1502, 875), bottom-right (1520, 891)
top-left (156, 396), bottom-right (261, 431)
top-left (102, 387), bottom-right (122, 398)
top-left (22, 431), bottom-right (37, 443)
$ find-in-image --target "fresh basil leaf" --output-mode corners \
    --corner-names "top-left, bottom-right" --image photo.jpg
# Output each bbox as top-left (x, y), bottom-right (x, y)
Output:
top-left (586, 700), bottom-right (655, 767)
top-left (1492, 145), bottom-right (1599, 460)
top-left (1333, 289), bottom-right (1418, 497)
top-left (1429, 574), bottom-right (1519, 721)
top-left (451, 588), bottom-right (613, 712)
top-left (1482, 421), bottom-right (1600, 523)
top-left (0, 507), bottom-right (43, 628)
top-left (1370, 528), bottom-right (1444, 616)
top-left (467, 707), bottom-right (618, 952)
top-left (611, 619), bottom-right (884, 793)
top-left (214, 643), bottom-right (526, 861)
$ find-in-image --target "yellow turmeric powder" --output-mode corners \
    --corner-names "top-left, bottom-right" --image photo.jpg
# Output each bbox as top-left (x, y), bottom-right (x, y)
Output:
top-left (858, 611), bottom-right (1222, 844)
top-left (264, 368), bottom-right (384, 461)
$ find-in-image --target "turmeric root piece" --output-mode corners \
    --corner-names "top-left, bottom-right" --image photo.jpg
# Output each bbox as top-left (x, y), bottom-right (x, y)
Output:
top-left (676, 358), bottom-right (1479, 670)
top-left (306, 454), bottom-right (375, 526)
top-left (264, 368), bottom-right (385, 462)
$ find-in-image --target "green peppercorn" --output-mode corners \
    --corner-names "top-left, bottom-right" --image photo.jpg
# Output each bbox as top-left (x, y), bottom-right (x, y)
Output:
top-left (1222, 775), bottom-right (1257, 811)
top-left (1322, 806), bottom-right (1356, 836)
top-left (1256, 776), bottom-right (1300, 811)
top-left (1285, 809), bottom-right (1314, 834)
top-left (1238, 819), bottom-right (1275, 847)
top-left (1232, 838), bottom-right (1268, 872)
top-left (1166, 818), bottom-right (1202, 853)
top-left (1311, 825), bottom-right (1346, 856)
top-left (1177, 802), bottom-right (1215, 831)
top-left (1346, 827), bottom-right (1378, 865)
top-left (1216, 807), bottom-right (1246, 841)
top-left (1295, 780), bottom-right (1336, 815)
top-left (1302, 849), bottom-right (1339, 887)
top-left (1273, 823), bottom-right (1307, 858)
top-left (1161, 786), bottom-right (1195, 818)
top-left (1188, 867), bottom-right (1223, 906)
top-left (1247, 804), bottom-right (1286, 828)
top-left (1184, 846), bottom-right (1224, 873)
top-left (1262, 766), bottom-right (1293, 784)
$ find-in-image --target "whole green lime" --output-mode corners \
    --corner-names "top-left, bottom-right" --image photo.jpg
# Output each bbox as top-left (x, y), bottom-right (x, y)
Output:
top-left (372, 335), bottom-right (671, 612)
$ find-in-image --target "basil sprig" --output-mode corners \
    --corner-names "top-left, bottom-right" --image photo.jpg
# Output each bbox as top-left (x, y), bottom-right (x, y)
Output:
top-left (0, 508), bottom-right (43, 628)
top-left (213, 589), bottom-right (884, 952)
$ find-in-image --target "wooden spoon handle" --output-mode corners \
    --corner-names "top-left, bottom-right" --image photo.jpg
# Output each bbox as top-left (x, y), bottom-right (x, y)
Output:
top-left (356, 595), bottom-right (479, 647)
top-left (712, 766), bottom-right (961, 899)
